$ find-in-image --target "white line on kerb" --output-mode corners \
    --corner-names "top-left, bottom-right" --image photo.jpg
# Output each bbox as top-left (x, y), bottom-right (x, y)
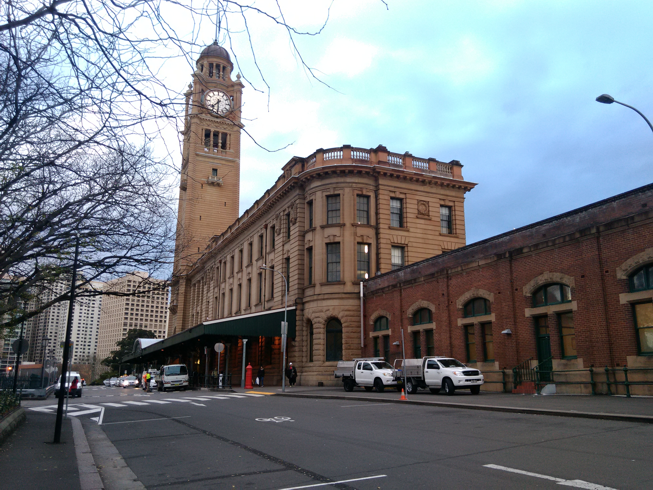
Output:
top-left (484, 464), bottom-right (617, 489)
top-left (101, 416), bottom-right (191, 425)
top-left (278, 475), bottom-right (387, 490)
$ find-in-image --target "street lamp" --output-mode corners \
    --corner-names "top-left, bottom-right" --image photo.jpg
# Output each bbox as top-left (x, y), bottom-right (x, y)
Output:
top-left (260, 264), bottom-right (288, 393)
top-left (393, 327), bottom-right (408, 399)
top-left (596, 94), bottom-right (653, 134)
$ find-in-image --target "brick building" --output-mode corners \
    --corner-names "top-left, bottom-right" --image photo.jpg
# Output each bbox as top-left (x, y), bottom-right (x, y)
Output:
top-left (364, 183), bottom-right (653, 395)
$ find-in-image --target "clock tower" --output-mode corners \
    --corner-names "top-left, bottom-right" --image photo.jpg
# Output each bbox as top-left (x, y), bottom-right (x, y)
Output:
top-left (170, 42), bottom-right (244, 334)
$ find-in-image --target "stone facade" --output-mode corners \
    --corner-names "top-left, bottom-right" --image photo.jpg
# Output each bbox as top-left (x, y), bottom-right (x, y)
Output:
top-left (364, 184), bottom-right (653, 395)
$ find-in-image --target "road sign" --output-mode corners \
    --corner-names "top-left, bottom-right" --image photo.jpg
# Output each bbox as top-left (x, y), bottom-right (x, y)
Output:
top-left (11, 339), bottom-right (28, 355)
top-left (214, 342), bottom-right (225, 353)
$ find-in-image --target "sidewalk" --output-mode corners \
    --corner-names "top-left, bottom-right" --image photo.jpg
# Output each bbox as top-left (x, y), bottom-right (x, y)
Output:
top-left (233, 385), bottom-right (653, 423)
top-left (0, 411), bottom-right (81, 490)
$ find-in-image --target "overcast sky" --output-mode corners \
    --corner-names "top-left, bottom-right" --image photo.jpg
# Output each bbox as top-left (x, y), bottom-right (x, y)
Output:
top-left (168, 0), bottom-right (653, 245)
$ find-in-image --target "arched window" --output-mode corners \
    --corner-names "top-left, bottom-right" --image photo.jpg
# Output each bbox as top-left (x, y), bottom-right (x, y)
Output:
top-left (374, 316), bottom-right (389, 332)
top-left (533, 284), bottom-right (571, 307)
top-left (413, 308), bottom-right (432, 325)
top-left (325, 319), bottom-right (342, 362)
top-left (630, 264), bottom-right (653, 292)
top-left (464, 298), bottom-right (491, 318)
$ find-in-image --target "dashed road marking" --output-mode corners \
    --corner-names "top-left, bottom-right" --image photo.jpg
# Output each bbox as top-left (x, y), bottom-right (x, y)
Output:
top-left (101, 403), bottom-right (128, 407)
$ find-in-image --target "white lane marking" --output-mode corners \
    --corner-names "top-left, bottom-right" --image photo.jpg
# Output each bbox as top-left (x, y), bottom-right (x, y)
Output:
top-left (256, 416), bottom-right (294, 423)
top-left (242, 393), bottom-right (265, 397)
top-left (220, 394), bottom-right (247, 398)
top-left (201, 396), bottom-right (230, 399)
top-left (278, 475), bottom-right (387, 490)
top-left (123, 401), bottom-right (150, 406)
top-left (68, 408), bottom-right (103, 417)
top-left (30, 406), bottom-right (79, 413)
top-left (101, 416), bottom-right (191, 425)
top-left (164, 398), bottom-right (192, 402)
top-left (341, 403), bottom-right (389, 408)
top-left (101, 403), bottom-right (128, 407)
top-left (182, 397), bottom-right (214, 401)
top-left (484, 465), bottom-right (617, 489)
top-left (141, 400), bottom-right (170, 404)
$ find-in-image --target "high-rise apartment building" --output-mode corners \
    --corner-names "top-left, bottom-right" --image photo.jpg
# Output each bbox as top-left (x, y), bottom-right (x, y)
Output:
top-left (97, 272), bottom-right (169, 364)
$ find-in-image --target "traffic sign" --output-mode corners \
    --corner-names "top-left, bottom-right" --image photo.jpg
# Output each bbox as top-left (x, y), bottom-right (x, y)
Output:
top-left (214, 342), bottom-right (225, 353)
top-left (12, 339), bottom-right (29, 355)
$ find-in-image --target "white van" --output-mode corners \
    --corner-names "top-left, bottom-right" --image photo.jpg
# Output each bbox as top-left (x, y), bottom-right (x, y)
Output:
top-left (156, 364), bottom-right (189, 392)
top-left (55, 371), bottom-right (83, 398)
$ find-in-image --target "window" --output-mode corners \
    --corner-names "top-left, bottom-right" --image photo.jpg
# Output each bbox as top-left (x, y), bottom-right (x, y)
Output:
top-left (391, 246), bottom-right (405, 270)
top-left (357, 243), bottom-right (370, 280)
top-left (383, 336), bottom-right (390, 362)
top-left (634, 302), bottom-right (653, 354)
top-left (230, 256), bottom-right (234, 276)
top-left (440, 206), bottom-right (452, 234)
top-left (236, 284), bottom-right (241, 313)
top-left (390, 198), bottom-right (403, 227)
top-left (373, 337), bottom-right (379, 357)
top-left (464, 298), bottom-right (491, 317)
top-left (630, 264), bottom-right (653, 292)
top-left (247, 278), bottom-right (251, 308)
top-left (413, 331), bottom-right (421, 358)
top-left (285, 257), bottom-right (290, 291)
top-left (426, 330), bottom-right (435, 356)
top-left (356, 195), bottom-right (370, 224)
top-left (413, 308), bottom-right (432, 325)
top-left (270, 226), bottom-right (276, 249)
top-left (465, 325), bottom-right (476, 362)
top-left (374, 316), bottom-right (389, 332)
top-left (306, 248), bottom-right (313, 285)
top-left (482, 323), bottom-right (494, 361)
top-left (326, 243), bottom-right (341, 282)
top-left (307, 201), bottom-right (314, 228)
top-left (325, 319), bottom-right (343, 362)
top-left (269, 265), bottom-right (274, 299)
top-left (239, 249), bottom-right (243, 271)
top-left (559, 312), bottom-right (576, 358)
top-left (248, 242), bottom-right (253, 264)
top-left (309, 322), bottom-right (314, 362)
top-left (286, 212), bottom-right (291, 239)
top-left (258, 273), bottom-right (262, 303)
top-left (259, 234), bottom-right (264, 257)
top-left (326, 195), bottom-right (340, 224)
top-left (533, 284), bottom-right (571, 307)
top-left (212, 168), bottom-right (218, 177)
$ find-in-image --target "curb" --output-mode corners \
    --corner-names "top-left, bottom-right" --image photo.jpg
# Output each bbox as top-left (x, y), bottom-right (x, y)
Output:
top-left (275, 393), bottom-right (653, 424)
top-left (71, 417), bottom-right (105, 490)
top-left (0, 407), bottom-right (26, 446)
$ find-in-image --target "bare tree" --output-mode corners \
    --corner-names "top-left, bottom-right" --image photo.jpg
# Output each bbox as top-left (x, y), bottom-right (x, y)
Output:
top-left (0, 0), bottom-right (342, 333)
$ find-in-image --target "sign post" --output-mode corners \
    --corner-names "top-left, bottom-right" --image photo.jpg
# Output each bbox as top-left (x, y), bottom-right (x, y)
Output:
top-left (214, 343), bottom-right (224, 388)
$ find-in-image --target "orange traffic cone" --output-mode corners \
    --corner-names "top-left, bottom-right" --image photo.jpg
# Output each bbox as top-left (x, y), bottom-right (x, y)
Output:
top-left (400, 389), bottom-right (407, 401)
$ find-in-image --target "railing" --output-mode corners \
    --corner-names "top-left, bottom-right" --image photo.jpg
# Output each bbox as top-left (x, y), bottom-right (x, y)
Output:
top-left (534, 367), bottom-right (596, 395)
top-left (512, 357), bottom-right (534, 390)
top-left (604, 366), bottom-right (653, 398)
top-left (412, 157), bottom-right (429, 170)
top-left (190, 373), bottom-right (233, 390)
top-left (324, 149), bottom-right (342, 160)
top-left (535, 356), bottom-right (553, 382)
top-left (479, 369), bottom-right (508, 392)
top-left (436, 162), bottom-right (452, 176)
top-left (351, 149), bottom-right (370, 160)
top-left (387, 153), bottom-right (402, 166)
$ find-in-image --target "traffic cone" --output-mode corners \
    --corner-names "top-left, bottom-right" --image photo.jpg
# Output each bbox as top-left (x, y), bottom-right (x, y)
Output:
top-left (400, 389), bottom-right (407, 401)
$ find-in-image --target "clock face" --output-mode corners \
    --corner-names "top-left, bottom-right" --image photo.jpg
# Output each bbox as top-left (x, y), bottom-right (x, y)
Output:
top-left (203, 90), bottom-right (232, 116)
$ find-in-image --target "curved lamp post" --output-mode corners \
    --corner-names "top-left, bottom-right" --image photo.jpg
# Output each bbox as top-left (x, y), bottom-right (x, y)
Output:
top-left (596, 94), bottom-right (653, 134)
top-left (260, 264), bottom-right (288, 392)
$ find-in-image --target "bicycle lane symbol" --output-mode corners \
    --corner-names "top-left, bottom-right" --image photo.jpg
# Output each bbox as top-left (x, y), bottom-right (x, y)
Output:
top-left (255, 416), bottom-right (294, 423)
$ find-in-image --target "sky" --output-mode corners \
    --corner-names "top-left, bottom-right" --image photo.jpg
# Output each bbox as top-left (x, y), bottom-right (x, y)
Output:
top-left (164, 0), bottom-right (653, 245)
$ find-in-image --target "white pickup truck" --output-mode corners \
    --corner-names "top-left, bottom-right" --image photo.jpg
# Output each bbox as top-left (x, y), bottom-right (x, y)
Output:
top-left (334, 358), bottom-right (398, 392)
top-left (393, 356), bottom-right (484, 395)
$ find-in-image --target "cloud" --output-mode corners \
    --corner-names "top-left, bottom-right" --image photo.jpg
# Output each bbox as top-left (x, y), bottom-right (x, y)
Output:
top-left (318, 38), bottom-right (379, 78)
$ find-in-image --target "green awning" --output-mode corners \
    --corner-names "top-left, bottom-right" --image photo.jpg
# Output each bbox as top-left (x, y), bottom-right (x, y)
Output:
top-left (123, 307), bottom-right (296, 362)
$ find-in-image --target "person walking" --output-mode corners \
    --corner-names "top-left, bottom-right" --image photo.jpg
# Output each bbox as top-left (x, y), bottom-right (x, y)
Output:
top-left (146, 371), bottom-right (152, 392)
top-left (257, 365), bottom-right (265, 388)
top-left (285, 362), bottom-right (297, 387)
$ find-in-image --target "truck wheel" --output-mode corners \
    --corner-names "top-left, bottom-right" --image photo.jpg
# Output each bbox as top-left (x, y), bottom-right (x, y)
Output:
top-left (429, 388), bottom-right (440, 394)
top-left (344, 380), bottom-right (354, 392)
top-left (374, 378), bottom-right (385, 393)
top-left (406, 378), bottom-right (418, 394)
top-left (470, 386), bottom-right (480, 395)
top-left (443, 378), bottom-right (455, 396)
top-left (364, 386), bottom-right (373, 392)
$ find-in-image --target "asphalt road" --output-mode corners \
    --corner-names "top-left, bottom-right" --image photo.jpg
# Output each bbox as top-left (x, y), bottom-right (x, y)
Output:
top-left (28, 386), bottom-right (652, 489)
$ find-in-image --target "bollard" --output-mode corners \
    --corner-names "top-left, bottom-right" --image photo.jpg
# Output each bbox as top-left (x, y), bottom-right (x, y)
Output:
top-left (245, 363), bottom-right (253, 389)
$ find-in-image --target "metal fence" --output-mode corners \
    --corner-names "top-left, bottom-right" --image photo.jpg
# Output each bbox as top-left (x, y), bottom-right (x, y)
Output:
top-left (190, 373), bottom-right (233, 390)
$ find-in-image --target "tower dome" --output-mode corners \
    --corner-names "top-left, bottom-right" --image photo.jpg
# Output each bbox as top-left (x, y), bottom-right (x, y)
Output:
top-left (199, 41), bottom-right (232, 65)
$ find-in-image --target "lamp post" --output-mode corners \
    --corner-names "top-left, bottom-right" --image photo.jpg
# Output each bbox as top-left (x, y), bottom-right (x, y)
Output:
top-left (393, 327), bottom-right (408, 399)
top-left (40, 337), bottom-right (50, 389)
top-left (260, 264), bottom-right (288, 393)
top-left (596, 94), bottom-right (653, 134)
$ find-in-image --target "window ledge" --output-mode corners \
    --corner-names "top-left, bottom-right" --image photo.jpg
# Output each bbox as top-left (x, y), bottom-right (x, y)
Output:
top-left (352, 223), bottom-right (374, 228)
top-left (388, 226), bottom-right (409, 232)
top-left (408, 322), bottom-right (435, 332)
top-left (370, 329), bottom-right (392, 338)
top-left (320, 223), bottom-right (345, 229)
top-left (458, 313), bottom-right (495, 326)
top-left (525, 302), bottom-right (577, 318)
top-left (319, 281), bottom-right (345, 286)
top-left (619, 290), bottom-right (653, 304)
top-left (304, 227), bottom-right (317, 235)
top-left (439, 233), bottom-right (459, 238)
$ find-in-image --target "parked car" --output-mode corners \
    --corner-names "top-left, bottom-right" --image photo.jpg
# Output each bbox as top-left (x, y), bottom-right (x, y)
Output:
top-left (54, 372), bottom-right (83, 398)
top-left (103, 378), bottom-right (112, 387)
top-left (108, 377), bottom-right (119, 387)
top-left (156, 364), bottom-right (189, 392)
top-left (121, 375), bottom-right (140, 388)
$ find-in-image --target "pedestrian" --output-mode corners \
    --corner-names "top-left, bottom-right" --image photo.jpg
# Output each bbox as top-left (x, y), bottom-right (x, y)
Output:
top-left (257, 365), bottom-right (265, 387)
top-left (146, 371), bottom-right (152, 392)
top-left (69, 376), bottom-right (78, 397)
top-left (285, 362), bottom-right (297, 387)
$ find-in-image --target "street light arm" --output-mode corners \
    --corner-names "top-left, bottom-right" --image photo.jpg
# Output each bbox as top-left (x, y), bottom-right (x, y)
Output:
top-left (613, 100), bottom-right (653, 134)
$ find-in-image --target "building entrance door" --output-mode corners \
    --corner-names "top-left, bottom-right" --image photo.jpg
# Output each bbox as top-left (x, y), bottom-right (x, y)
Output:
top-left (535, 316), bottom-right (552, 382)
